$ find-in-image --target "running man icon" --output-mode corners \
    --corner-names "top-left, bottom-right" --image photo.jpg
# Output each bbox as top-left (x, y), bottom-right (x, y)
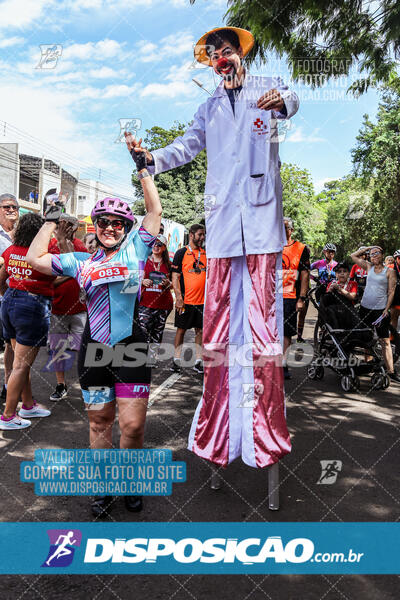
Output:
top-left (42, 529), bottom-right (82, 567)
top-left (317, 460), bottom-right (343, 485)
top-left (46, 531), bottom-right (76, 566)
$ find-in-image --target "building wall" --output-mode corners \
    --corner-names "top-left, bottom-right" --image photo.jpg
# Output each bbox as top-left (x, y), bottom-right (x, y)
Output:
top-left (77, 179), bottom-right (115, 216)
top-left (40, 169), bottom-right (61, 213)
top-left (0, 143), bottom-right (19, 197)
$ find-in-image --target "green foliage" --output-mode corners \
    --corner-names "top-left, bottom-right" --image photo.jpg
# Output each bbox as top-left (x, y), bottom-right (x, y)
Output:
top-left (316, 177), bottom-right (373, 260)
top-left (350, 79), bottom-right (400, 250)
top-left (131, 122), bottom-right (207, 228)
top-left (189, 0), bottom-right (400, 93)
top-left (281, 163), bottom-right (326, 253)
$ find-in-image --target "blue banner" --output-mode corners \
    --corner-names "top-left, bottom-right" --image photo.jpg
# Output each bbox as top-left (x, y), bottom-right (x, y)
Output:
top-left (20, 449), bottom-right (186, 496)
top-left (0, 523), bottom-right (398, 574)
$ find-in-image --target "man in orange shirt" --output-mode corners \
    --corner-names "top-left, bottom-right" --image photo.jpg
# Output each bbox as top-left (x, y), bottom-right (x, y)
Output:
top-left (282, 217), bottom-right (310, 379)
top-left (171, 224), bottom-right (206, 374)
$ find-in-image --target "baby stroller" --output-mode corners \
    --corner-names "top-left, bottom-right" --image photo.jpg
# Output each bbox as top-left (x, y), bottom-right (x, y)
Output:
top-left (307, 287), bottom-right (390, 392)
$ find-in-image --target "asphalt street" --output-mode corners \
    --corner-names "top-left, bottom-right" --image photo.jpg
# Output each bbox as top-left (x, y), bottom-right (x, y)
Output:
top-left (0, 306), bottom-right (399, 599)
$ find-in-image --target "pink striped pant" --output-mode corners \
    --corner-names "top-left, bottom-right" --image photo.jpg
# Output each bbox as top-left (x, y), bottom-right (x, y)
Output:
top-left (188, 253), bottom-right (291, 468)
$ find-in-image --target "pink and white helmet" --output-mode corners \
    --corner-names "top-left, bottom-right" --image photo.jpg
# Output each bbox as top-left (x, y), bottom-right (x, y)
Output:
top-left (91, 197), bottom-right (136, 231)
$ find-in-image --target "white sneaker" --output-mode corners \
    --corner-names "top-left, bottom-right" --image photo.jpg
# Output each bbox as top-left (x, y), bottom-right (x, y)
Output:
top-left (18, 404), bottom-right (51, 418)
top-left (0, 414), bottom-right (31, 430)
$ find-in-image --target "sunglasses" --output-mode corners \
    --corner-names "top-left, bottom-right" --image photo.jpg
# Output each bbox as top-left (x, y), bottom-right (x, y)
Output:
top-left (96, 217), bottom-right (125, 231)
top-left (154, 242), bottom-right (165, 247)
top-left (0, 205), bottom-right (18, 211)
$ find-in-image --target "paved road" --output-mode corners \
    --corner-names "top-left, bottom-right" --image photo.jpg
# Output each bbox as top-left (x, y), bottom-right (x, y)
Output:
top-left (0, 307), bottom-right (398, 599)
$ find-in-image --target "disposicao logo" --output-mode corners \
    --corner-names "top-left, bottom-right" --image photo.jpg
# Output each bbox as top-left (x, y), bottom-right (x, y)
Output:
top-left (83, 536), bottom-right (315, 564)
top-left (42, 529), bottom-right (82, 567)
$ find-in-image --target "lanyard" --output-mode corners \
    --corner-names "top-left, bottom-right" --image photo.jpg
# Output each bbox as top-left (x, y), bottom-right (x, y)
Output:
top-left (150, 256), bottom-right (162, 272)
top-left (81, 249), bottom-right (119, 285)
top-left (187, 245), bottom-right (202, 268)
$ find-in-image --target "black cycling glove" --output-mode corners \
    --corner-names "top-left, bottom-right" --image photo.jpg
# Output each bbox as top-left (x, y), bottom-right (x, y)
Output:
top-left (44, 196), bottom-right (64, 223)
top-left (130, 148), bottom-right (148, 171)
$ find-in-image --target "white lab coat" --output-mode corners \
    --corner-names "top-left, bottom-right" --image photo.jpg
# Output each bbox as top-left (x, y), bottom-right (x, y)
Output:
top-left (148, 73), bottom-right (299, 258)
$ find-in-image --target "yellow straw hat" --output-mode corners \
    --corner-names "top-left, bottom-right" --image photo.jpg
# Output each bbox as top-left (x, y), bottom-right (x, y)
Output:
top-left (194, 26), bottom-right (254, 66)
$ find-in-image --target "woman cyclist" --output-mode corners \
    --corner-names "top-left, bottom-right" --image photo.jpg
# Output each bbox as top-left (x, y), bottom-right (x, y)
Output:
top-left (27, 142), bottom-right (161, 517)
top-left (311, 243), bottom-right (338, 303)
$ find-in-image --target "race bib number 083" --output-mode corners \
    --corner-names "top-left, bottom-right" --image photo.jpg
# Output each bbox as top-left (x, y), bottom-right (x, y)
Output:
top-left (90, 262), bottom-right (129, 286)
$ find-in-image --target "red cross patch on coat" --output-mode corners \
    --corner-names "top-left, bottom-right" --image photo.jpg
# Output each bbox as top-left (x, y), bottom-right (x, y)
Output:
top-left (252, 117), bottom-right (268, 135)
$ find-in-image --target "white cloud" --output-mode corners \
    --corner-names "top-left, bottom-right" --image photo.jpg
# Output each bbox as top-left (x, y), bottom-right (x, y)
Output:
top-left (0, 36), bottom-right (24, 48)
top-left (135, 41), bottom-right (158, 63)
top-left (140, 80), bottom-right (192, 99)
top-left (63, 39), bottom-right (126, 61)
top-left (314, 177), bottom-right (336, 192)
top-left (134, 32), bottom-right (195, 65)
top-left (0, 0), bottom-right (53, 29)
top-left (77, 83), bottom-right (138, 99)
top-left (103, 83), bottom-right (138, 98)
top-left (287, 126), bottom-right (325, 143)
top-left (88, 66), bottom-right (122, 79)
top-left (160, 32), bottom-right (194, 58)
top-left (66, 0), bottom-right (154, 11)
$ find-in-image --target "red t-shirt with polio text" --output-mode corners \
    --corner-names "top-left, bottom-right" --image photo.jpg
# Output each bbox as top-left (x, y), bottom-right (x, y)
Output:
top-left (139, 257), bottom-right (173, 311)
top-left (2, 244), bottom-right (55, 297)
top-left (48, 237), bottom-right (88, 315)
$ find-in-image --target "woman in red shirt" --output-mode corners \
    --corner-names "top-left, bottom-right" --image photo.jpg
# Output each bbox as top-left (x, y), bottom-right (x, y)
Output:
top-left (0, 213), bottom-right (53, 430)
top-left (138, 234), bottom-right (173, 367)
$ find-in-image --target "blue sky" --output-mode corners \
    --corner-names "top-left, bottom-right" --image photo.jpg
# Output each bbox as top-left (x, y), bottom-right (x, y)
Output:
top-left (0, 0), bottom-right (382, 202)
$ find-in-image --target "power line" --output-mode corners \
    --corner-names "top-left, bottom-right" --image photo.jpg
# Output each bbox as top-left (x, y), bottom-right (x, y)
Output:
top-left (0, 120), bottom-right (136, 198)
top-left (0, 147), bottom-right (136, 208)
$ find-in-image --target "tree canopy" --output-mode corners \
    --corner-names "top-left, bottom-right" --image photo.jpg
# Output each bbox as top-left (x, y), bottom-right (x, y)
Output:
top-left (190, 0), bottom-right (400, 94)
top-left (131, 122), bottom-right (207, 228)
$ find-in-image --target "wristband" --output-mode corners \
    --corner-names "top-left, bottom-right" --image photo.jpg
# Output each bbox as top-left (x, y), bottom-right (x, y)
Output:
top-left (138, 171), bottom-right (150, 180)
top-left (299, 295), bottom-right (306, 301)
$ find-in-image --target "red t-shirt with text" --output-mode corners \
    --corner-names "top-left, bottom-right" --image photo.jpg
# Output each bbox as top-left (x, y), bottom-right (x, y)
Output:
top-left (2, 245), bottom-right (55, 297)
top-left (139, 257), bottom-right (173, 311)
top-left (49, 237), bottom-right (88, 315)
top-left (327, 279), bottom-right (358, 300)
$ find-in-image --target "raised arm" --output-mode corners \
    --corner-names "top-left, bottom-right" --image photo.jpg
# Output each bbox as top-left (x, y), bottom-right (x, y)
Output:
top-left (139, 173), bottom-right (162, 237)
top-left (125, 135), bottom-right (162, 237)
top-left (351, 246), bottom-right (371, 271)
top-left (125, 104), bottom-right (206, 176)
top-left (26, 222), bottom-right (57, 275)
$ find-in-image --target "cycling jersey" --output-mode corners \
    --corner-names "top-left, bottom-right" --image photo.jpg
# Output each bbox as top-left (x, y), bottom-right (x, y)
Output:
top-left (310, 258), bottom-right (337, 285)
top-left (51, 226), bottom-right (155, 346)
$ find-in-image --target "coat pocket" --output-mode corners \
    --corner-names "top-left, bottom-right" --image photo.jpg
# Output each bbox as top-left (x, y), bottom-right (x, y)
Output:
top-left (247, 173), bottom-right (274, 206)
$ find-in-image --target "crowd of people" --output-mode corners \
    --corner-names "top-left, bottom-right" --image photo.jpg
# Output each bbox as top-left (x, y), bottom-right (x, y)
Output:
top-left (282, 217), bottom-right (400, 382)
top-left (0, 25), bottom-right (398, 517)
top-left (0, 182), bottom-right (398, 517)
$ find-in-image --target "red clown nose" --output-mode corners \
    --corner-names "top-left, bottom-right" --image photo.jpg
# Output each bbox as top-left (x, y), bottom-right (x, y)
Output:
top-left (217, 57), bottom-right (230, 69)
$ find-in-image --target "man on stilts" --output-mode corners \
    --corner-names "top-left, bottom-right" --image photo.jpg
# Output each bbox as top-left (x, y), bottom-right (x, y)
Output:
top-left (126, 27), bottom-right (299, 468)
